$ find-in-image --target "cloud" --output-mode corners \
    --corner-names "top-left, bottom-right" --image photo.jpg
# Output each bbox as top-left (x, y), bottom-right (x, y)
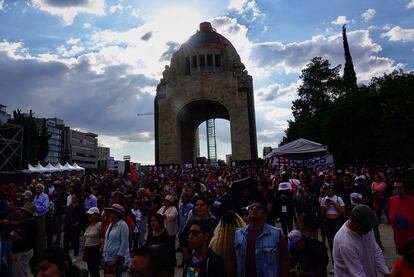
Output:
top-left (109, 3), bottom-right (123, 14)
top-left (31, 0), bottom-right (105, 25)
top-left (361, 9), bottom-right (375, 22)
top-left (0, 0), bottom-right (5, 11)
top-left (159, 41), bottom-right (180, 62)
top-left (331, 16), bottom-right (349, 25)
top-left (407, 0), bottom-right (414, 9)
top-left (228, 0), bottom-right (263, 21)
top-left (250, 29), bottom-right (402, 83)
top-left (83, 22), bottom-right (92, 28)
top-left (256, 81), bottom-right (300, 104)
top-left (0, 40), bottom-right (158, 142)
top-left (381, 26), bottom-right (414, 42)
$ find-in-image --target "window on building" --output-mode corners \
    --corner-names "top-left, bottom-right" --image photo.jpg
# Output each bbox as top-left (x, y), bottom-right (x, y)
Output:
top-left (215, 54), bottom-right (221, 67)
top-left (199, 55), bottom-right (205, 68)
top-left (192, 56), bottom-right (197, 68)
top-left (185, 57), bottom-right (190, 74)
top-left (207, 54), bottom-right (213, 67)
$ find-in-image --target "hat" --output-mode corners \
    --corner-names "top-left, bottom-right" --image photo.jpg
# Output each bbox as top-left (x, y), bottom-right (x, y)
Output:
top-left (104, 203), bottom-right (125, 215)
top-left (351, 204), bottom-right (379, 230)
top-left (278, 182), bottom-right (292, 191)
top-left (21, 203), bottom-right (36, 216)
top-left (288, 230), bottom-right (302, 249)
top-left (22, 190), bottom-right (33, 198)
top-left (86, 207), bottom-right (100, 215)
top-left (165, 195), bottom-right (175, 203)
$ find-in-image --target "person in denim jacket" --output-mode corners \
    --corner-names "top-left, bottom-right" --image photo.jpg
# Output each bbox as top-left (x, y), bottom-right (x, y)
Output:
top-left (234, 202), bottom-right (290, 277)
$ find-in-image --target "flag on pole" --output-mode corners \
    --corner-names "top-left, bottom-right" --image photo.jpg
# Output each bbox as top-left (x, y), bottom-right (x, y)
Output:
top-left (130, 164), bottom-right (138, 182)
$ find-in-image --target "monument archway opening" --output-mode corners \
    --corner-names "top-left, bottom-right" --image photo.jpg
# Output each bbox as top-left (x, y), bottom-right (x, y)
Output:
top-left (177, 100), bottom-right (229, 164)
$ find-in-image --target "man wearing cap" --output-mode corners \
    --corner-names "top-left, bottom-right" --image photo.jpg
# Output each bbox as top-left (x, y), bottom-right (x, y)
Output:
top-left (33, 183), bottom-right (49, 253)
top-left (288, 230), bottom-right (329, 276)
top-left (11, 203), bottom-right (38, 277)
top-left (103, 203), bottom-right (129, 277)
top-left (333, 204), bottom-right (390, 277)
top-left (234, 202), bottom-right (290, 277)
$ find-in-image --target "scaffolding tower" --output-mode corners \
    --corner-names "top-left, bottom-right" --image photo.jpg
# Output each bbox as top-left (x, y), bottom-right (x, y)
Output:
top-left (0, 123), bottom-right (23, 171)
top-left (206, 119), bottom-right (217, 163)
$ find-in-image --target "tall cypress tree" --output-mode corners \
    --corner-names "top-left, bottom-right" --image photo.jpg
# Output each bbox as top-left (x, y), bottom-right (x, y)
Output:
top-left (342, 25), bottom-right (357, 92)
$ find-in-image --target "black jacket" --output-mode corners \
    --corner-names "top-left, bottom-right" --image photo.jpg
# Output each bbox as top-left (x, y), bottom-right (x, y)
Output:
top-left (12, 217), bottom-right (37, 253)
top-left (182, 249), bottom-right (227, 277)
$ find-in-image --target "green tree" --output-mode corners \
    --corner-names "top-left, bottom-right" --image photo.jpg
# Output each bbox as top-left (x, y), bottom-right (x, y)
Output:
top-left (37, 118), bottom-right (51, 163)
top-left (342, 25), bottom-right (357, 92)
top-left (9, 109), bottom-right (39, 166)
top-left (282, 57), bottom-right (343, 145)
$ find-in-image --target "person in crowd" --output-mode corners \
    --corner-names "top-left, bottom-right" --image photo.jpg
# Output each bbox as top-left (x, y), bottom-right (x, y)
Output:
top-left (53, 184), bottom-right (67, 245)
top-left (178, 192), bottom-right (193, 267)
top-left (295, 182), bottom-right (320, 239)
top-left (45, 196), bottom-right (55, 246)
top-left (275, 178), bottom-right (295, 237)
top-left (372, 174), bottom-right (391, 224)
top-left (64, 193), bottom-right (84, 262)
top-left (144, 213), bottom-right (175, 277)
top-left (212, 181), bottom-right (234, 221)
top-left (157, 195), bottom-right (178, 259)
top-left (84, 187), bottom-right (97, 210)
top-left (288, 229), bottom-right (329, 276)
top-left (9, 202), bottom-right (37, 277)
top-left (33, 183), bottom-right (49, 253)
top-left (321, 184), bottom-right (346, 267)
top-left (22, 190), bottom-right (33, 205)
top-left (131, 200), bottom-right (143, 253)
top-left (388, 179), bottom-right (414, 254)
top-left (333, 204), bottom-right (390, 277)
top-left (103, 203), bottom-right (130, 277)
top-left (390, 237), bottom-right (414, 276)
top-left (128, 244), bottom-right (171, 277)
top-left (29, 246), bottom-right (87, 277)
top-left (83, 207), bottom-right (101, 277)
top-left (256, 180), bottom-right (276, 225)
top-left (234, 202), bottom-right (290, 277)
top-left (183, 219), bottom-right (227, 277)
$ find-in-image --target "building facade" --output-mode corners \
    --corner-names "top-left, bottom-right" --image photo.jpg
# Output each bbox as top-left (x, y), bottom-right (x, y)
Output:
top-left (64, 128), bottom-right (98, 169)
top-left (34, 117), bottom-right (65, 164)
top-left (97, 146), bottom-right (110, 161)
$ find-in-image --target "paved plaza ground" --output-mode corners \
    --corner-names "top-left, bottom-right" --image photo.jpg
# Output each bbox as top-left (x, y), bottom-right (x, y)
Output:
top-left (68, 223), bottom-right (398, 276)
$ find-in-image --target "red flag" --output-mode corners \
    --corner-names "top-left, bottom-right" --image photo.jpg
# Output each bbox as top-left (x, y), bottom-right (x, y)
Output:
top-left (130, 164), bottom-right (138, 182)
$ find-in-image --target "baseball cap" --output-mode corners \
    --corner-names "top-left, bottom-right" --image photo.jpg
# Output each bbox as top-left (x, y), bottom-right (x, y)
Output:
top-left (351, 204), bottom-right (379, 230)
top-left (86, 207), bottom-right (99, 215)
top-left (22, 191), bottom-right (33, 198)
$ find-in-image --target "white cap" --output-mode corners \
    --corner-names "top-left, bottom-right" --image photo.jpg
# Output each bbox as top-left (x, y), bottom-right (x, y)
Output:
top-left (86, 207), bottom-right (99, 215)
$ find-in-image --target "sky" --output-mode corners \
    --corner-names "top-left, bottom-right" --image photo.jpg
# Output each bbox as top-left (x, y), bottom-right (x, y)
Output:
top-left (1, 0), bottom-right (413, 164)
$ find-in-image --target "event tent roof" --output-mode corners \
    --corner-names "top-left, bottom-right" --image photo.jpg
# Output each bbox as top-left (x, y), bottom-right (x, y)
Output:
top-left (265, 138), bottom-right (329, 159)
top-left (72, 162), bottom-right (85, 171)
top-left (45, 163), bottom-right (58, 172)
top-left (63, 162), bottom-right (75, 171)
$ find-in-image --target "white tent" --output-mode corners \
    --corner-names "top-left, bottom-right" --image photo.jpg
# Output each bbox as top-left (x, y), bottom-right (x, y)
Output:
top-left (54, 163), bottom-right (66, 171)
top-left (72, 162), bottom-right (85, 171)
top-left (35, 162), bottom-right (48, 172)
top-left (63, 162), bottom-right (76, 171)
top-left (22, 164), bottom-right (38, 173)
top-left (44, 163), bottom-right (58, 172)
top-left (265, 138), bottom-right (329, 159)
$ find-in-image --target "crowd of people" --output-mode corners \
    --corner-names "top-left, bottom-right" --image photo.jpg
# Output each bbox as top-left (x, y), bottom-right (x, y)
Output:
top-left (0, 163), bottom-right (413, 277)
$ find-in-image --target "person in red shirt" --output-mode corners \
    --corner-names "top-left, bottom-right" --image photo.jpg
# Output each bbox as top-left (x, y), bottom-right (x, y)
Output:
top-left (388, 179), bottom-right (414, 254)
top-left (390, 238), bottom-right (414, 277)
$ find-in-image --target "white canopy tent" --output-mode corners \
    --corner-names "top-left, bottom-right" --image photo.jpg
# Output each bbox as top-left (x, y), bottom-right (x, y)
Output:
top-left (35, 162), bottom-right (48, 173)
top-left (54, 163), bottom-right (66, 171)
top-left (265, 138), bottom-right (329, 160)
top-left (63, 162), bottom-right (76, 171)
top-left (44, 163), bottom-right (59, 172)
top-left (72, 162), bottom-right (85, 171)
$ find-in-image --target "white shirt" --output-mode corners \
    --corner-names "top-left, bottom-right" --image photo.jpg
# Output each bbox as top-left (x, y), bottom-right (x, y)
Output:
top-left (322, 195), bottom-right (345, 216)
top-left (157, 205), bottom-right (178, 236)
top-left (333, 221), bottom-right (389, 277)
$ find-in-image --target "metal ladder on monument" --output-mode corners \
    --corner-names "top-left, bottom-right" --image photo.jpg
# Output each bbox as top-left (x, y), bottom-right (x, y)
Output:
top-left (206, 119), bottom-right (217, 163)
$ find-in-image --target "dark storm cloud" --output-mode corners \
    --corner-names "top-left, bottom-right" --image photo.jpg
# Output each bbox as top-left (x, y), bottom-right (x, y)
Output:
top-left (159, 41), bottom-right (180, 62)
top-left (140, 31), bottom-right (153, 41)
top-left (0, 52), bottom-right (158, 142)
top-left (44, 0), bottom-right (89, 8)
